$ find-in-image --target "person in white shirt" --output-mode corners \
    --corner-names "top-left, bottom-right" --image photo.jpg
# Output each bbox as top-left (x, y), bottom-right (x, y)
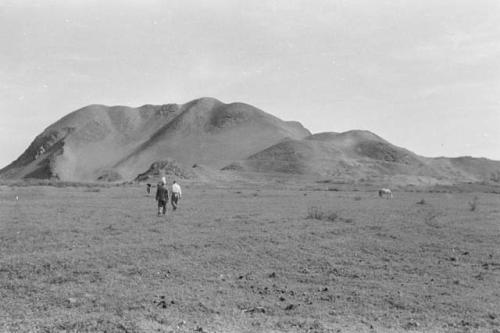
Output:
top-left (171, 180), bottom-right (182, 210)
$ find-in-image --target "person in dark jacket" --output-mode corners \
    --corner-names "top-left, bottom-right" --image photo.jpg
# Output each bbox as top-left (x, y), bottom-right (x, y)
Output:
top-left (155, 179), bottom-right (168, 216)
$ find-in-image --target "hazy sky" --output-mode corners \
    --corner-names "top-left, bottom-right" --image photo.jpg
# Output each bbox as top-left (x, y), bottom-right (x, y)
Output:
top-left (1, 0), bottom-right (499, 167)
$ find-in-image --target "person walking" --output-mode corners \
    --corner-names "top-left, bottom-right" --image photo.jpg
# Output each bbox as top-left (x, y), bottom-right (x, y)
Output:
top-left (155, 178), bottom-right (168, 216)
top-left (171, 180), bottom-right (182, 211)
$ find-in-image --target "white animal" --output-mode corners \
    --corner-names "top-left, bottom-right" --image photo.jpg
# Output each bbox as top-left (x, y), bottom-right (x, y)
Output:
top-left (378, 188), bottom-right (393, 199)
top-left (15, 195), bottom-right (19, 201)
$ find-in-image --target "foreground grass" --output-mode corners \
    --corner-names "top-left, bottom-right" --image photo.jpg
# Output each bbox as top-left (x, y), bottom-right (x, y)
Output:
top-left (0, 184), bottom-right (499, 332)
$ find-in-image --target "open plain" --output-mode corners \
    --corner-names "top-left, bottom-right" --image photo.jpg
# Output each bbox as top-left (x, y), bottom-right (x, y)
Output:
top-left (1, 180), bottom-right (499, 333)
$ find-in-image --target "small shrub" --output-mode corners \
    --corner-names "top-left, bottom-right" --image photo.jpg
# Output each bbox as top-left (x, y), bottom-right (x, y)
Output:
top-left (306, 206), bottom-right (324, 220)
top-left (416, 199), bottom-right (426, 205)
top-left (424, 211), bottom-right (441, 225)
top-left (468, 196), bottom-right (479, 211)
top-left (343, 218), bottom-right (354, 224)
top-left (306, 207), bottom-right (345, 223)
top-left (326, 212), bottom-right (338, 221)
top-left (490, 171), bottom-right (500, 183)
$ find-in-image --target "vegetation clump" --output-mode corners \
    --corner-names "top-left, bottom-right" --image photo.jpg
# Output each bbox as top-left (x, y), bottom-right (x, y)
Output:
top-left (306, 206), bottom-right (339, 222)
top-left (468, 196), bottom-right (479, 211)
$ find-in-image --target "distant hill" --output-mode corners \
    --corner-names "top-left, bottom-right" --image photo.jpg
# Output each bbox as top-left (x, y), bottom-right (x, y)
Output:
top-left (0, 97), bottom-right (310, 181)
top-left (223, 130), bottom-right (500, 184)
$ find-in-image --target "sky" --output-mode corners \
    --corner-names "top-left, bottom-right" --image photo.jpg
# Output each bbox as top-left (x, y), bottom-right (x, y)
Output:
top-left (1, 0), bottom-right (499, 168)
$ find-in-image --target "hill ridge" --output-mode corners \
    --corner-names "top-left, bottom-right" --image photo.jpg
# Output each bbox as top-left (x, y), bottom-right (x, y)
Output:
top-left (0, 97), bottom-right (311, 181)
top-left (1, 98), bottom-right (499, 184)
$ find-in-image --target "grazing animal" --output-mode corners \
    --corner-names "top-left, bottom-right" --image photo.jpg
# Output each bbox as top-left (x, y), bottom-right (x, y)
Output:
top-left (378, 188), bottom-right (393, 199)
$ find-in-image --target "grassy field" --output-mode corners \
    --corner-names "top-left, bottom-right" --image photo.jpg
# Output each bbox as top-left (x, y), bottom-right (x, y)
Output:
top-left (1, 181), bottom-right (499, 332)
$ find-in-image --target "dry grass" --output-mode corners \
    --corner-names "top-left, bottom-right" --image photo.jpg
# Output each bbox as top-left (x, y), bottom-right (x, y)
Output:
top-left (1, 183), bottom-right (499, 332)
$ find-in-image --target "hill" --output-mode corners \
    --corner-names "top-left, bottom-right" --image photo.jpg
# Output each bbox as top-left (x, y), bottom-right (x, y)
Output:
top-left (2, 98), bottom-right (499, 185)
top-left (224, 130), bottom-right (500, 184)
top-left (0, 98), bottom-right (310, 181)
top-left (112, 97), bottom-right (310, 179)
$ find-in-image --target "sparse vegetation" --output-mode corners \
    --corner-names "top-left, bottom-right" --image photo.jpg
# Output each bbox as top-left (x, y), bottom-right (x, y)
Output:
top-left (468, 196), bottom-right (479, 211)
top-left (306, 206), bottom-right (325, 220)
top-left (417, 198), bottom-right (426, 205)
top-left (354, 195), bottom-right (362, 201)
top-left (326, 211), bottom-right (339, 221)
top-left (306, 206), bottom-right (340, 222)
top-left (490, 171), bottom-right (500, 183)
top-left (423, 211), bottom-right (442, 227)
